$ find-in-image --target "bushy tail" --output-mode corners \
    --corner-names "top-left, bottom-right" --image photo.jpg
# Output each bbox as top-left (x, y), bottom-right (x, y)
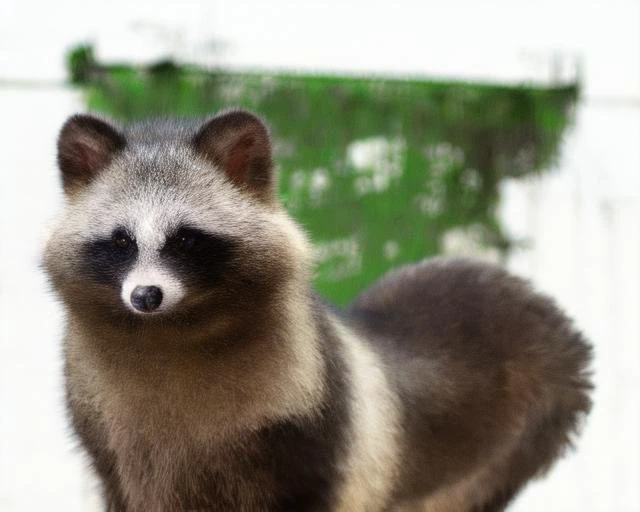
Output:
top-left (476, 320), bottom-right (593, 511)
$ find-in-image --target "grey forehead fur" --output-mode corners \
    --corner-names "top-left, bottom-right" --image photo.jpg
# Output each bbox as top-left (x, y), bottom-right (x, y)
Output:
top-left (100, 117), bottom-right (241, 205)
top-left (62, 114), bottom-right (292, 258)
top-left (117, 118), bottom-right (210, 184)
top-left (124, 117), bottom-right (202, 141)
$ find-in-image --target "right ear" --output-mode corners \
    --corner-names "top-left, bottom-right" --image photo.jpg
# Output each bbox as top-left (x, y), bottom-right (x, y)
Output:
top-left (57, 114), bottom-right (126, 195)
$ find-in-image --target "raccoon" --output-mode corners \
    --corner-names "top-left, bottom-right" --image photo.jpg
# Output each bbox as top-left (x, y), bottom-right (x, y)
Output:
top-left (43, 109), bottom-right (592, 512)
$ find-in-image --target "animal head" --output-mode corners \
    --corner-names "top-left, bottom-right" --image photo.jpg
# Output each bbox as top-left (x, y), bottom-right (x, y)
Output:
top-left (44, 110), bottom-right (311, 334)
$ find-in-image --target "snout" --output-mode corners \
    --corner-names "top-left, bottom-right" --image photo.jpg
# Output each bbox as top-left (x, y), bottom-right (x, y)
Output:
top-left (130, 285), bottom-right (163, 313)
top-left (121, 265), bottom-right (185, 314)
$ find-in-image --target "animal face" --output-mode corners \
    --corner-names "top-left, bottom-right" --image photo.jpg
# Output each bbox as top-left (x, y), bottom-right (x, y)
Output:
top-left (44, 110), bottom-right (311, 329)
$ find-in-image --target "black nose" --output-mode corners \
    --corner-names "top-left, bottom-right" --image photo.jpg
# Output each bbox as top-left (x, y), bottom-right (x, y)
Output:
top-left (130, 286), bottom-right (163, 312)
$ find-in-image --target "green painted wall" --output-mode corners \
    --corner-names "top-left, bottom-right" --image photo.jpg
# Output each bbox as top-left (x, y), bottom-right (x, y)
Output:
top-left (69, 45), bottom-right (577, 305)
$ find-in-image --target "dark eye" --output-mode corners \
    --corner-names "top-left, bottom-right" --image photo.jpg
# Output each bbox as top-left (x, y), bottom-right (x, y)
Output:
top-left (177, 234), bottom-right (196, 251)
top-left (170, 229), bottom-right (199, 253)
top-left (112, 229), bottom-right (133, 250)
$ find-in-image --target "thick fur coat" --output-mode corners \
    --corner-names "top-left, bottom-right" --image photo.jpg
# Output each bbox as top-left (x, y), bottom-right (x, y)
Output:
top-left (43, 109), bottom-right (592, 511)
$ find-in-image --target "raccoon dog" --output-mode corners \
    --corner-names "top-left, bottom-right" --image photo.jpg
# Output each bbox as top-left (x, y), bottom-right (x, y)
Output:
top-left (43, 109), bottom-right (592, 511)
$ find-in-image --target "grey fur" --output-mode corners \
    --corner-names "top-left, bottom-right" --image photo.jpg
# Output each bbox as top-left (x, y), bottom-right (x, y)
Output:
top-left (43, 110), bottom-right (592, 512)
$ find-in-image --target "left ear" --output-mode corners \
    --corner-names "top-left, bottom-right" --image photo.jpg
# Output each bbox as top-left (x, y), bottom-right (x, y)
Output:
top-left (192, 109), bottom-right (274, 202)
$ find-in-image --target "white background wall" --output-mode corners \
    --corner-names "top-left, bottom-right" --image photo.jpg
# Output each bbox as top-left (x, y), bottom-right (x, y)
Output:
top-left (1, 1), bottom-right (639, 510)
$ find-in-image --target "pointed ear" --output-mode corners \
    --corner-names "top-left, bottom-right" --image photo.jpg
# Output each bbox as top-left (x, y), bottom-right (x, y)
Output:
top-left (192, 109), bottom-right (274, 201)
top-left (57, 114), bottom-right (126, 195)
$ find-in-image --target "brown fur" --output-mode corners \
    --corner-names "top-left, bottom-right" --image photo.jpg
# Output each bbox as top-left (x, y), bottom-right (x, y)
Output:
top-left (348, 258), bottom-right (593, 510)
top-left (44, 110), bottom-right (592, 511)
